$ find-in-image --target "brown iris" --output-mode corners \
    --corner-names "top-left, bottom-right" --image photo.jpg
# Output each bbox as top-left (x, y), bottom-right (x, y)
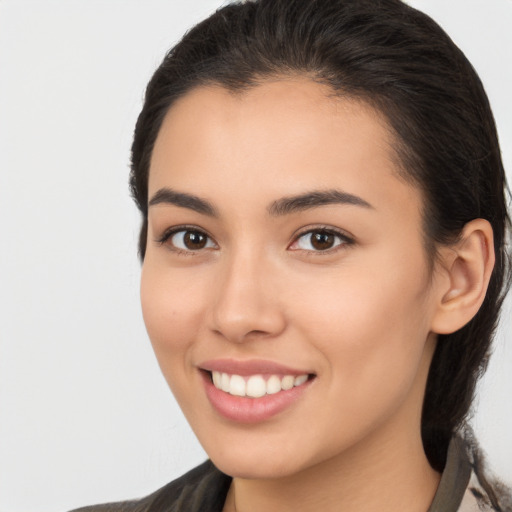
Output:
top-left (310, 231), bottom-right (336, 250)
top-left (183, 231), bottom-right (208, 250)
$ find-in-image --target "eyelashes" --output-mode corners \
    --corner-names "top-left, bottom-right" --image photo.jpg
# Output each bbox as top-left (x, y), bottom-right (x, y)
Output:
top-left (289, 228), bottom-right (354, 253)
top-left (157, 226), bottom-right (217, 253)
top-left (156, 225), bottom-right (354, 255)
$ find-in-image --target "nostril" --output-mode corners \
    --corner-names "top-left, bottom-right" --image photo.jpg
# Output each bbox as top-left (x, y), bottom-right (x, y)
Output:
top-left (247, 329), bottom-right (272, 337)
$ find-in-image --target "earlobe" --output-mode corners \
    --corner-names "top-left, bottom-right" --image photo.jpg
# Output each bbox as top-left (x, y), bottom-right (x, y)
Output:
top-left (431, 219), bottom-right (495, 335)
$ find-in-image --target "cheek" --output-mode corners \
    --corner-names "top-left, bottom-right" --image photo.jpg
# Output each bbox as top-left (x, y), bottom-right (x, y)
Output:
top-left (293, 253), bottom-right (433, 401)
top-left (140, 262), bottom-right (207, 369)
top-left (297, 256), bottom-right (429, 337)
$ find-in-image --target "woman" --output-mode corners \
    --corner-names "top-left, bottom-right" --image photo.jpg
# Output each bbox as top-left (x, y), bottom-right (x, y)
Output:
top-left (76, 0), bottom-right (511, 510)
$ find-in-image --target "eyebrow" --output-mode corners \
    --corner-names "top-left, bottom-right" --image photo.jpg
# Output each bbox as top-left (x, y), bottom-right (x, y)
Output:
top-left (148, 187), bottom-right (372, 218)
top-left (148, 188), bottom-right (217, 217)
top-left (268, 189), bottom-right (373, 216)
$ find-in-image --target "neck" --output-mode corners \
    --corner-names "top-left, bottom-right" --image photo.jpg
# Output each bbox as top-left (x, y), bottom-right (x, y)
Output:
top-left (224, 424), bottom-right (440, 512)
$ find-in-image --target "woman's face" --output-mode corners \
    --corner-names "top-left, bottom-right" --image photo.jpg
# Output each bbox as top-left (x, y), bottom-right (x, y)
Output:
top-left (141, 79), bottom-right (443, 479)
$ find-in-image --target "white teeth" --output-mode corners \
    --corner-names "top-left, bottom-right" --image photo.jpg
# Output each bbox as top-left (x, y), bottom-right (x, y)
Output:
top-left (281, 375), bottom-right (295, 390)
top-left (246, 375), bottom-right (266, 398)
top-left (294, 374), bottom-right (308, 386)
top-left (221, 372), bottom-right (230, 393)
top-left (212, 371), bottom-right (222, 389)
top-left (229, 374), bottom-right (246, 397)
top-left (211, 371), bottom-right (310, 397)
top-left (266, 375), bottom-right (281, 395)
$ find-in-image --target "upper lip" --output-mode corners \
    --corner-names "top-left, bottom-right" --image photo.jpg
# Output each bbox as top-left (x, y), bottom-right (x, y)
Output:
top-left (199, 358), bottom-right (313, 377)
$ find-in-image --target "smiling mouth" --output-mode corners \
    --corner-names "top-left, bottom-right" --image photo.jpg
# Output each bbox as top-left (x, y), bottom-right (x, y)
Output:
top-left (208, 371), bottom-right (314, 398)
top-left (200, 363), bottom-right (316, 422)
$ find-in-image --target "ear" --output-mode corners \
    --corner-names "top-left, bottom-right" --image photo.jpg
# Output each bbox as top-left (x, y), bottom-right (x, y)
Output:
top-left (430, 219), bottom-right (495, 335)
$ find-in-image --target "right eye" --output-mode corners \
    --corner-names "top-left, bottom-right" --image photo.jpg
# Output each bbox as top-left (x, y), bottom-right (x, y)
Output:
top-left (160, 228), bottom-right (217, 252)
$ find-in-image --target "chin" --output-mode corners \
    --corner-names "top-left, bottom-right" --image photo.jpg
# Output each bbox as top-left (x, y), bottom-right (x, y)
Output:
top-left (210, 451), bottom-right (302, 480)
top-left (199, 429), bottom-right (324, 480)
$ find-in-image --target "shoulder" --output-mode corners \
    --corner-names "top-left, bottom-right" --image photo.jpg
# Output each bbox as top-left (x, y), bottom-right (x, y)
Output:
top-left (459, 473), bottom-right (512, 512)
top-left (458, 428), bottom-right (512, 512)
top-left (70, 460), bottom-right (231, 512)
top-left (430, 428), bottom-right (512, 512)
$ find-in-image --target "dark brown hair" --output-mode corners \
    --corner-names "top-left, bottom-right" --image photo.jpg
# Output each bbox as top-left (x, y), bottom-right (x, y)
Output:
top-left (130, 0), bottom-right (511, 472)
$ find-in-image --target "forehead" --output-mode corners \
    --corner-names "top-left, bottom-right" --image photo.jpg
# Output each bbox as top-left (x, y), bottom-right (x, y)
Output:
top-left (152, 78), bottom-right (394, 163)
top-left (149, 78), bottom-right (422, 223)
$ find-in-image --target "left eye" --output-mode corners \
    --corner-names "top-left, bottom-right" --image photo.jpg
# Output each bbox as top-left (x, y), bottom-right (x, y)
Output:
top-left (168, 229), bottom-right (216, 251)
top-left (290, 230), bottom-right (349, 251)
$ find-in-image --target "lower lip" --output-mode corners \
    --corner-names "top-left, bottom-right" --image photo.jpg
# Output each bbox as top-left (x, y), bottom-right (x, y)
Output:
top-left (201, 372), bottom-right (313, 423)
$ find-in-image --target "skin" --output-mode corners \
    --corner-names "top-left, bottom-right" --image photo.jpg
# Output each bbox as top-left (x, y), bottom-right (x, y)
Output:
top-left (140, 78), bottom-right (491, 512)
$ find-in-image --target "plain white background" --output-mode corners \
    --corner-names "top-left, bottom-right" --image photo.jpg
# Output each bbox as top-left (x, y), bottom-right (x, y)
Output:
top-left (0, 1), bottom-right (510, 511)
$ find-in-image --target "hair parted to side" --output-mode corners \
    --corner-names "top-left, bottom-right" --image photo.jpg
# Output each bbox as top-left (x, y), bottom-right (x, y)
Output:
top-left (130, 0), bottom-right (511, 472)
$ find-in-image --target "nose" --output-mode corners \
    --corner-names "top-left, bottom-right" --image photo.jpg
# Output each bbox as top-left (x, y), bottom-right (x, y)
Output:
top-left (208, 250), bottom-right (286, 344)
